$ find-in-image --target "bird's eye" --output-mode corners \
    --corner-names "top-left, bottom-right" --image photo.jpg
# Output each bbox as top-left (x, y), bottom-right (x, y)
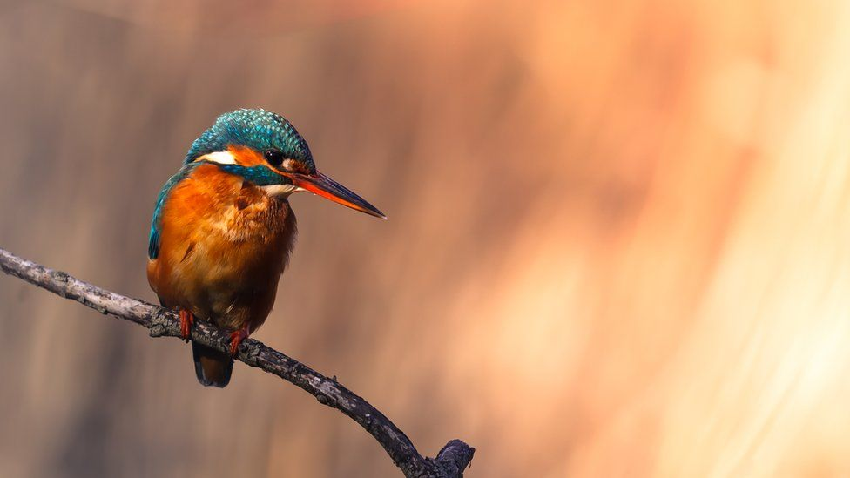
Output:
top-left (264, 150), bottom-right (284, 166)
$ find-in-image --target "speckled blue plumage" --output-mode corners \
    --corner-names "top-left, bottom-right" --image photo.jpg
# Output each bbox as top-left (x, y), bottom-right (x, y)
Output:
top-left (149, 109), bottom-right (312, 260)
top-left (184, 109), bottom-right (313, 168)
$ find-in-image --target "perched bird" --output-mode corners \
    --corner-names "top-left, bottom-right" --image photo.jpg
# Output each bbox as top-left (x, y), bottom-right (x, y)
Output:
top-left (147, 109), bottom-right (384, 387)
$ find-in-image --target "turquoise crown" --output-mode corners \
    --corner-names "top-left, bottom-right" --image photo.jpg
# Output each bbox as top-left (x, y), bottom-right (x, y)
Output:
top-left (184, 109), bottom-right (314, 170)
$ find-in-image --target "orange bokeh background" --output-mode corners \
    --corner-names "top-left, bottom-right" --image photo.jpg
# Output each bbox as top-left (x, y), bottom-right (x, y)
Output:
top-left (1, 1), bottom-right (849, 476)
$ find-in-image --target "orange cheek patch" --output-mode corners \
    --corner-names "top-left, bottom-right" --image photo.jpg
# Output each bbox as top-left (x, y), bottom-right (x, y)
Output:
top-left (227, 145), bottom-right (266, 166)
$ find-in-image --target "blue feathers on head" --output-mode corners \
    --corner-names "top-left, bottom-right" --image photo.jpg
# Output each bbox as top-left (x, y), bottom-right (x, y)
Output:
top-left (184, 109), bottom-right (314, 169)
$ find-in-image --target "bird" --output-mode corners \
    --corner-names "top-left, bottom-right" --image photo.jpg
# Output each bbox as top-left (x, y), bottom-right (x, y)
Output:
top-left (146, 109), bottom-right (385, 387)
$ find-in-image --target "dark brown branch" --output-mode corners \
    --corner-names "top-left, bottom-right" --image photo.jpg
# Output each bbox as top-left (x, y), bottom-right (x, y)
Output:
top-left (0, 248), bottom-right (474, 477)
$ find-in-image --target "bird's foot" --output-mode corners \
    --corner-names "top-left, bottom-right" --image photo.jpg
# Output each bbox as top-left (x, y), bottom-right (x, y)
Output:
top-left (179, 308), bottom-right (194, 341)
top-left (229, 325), bottom-right (250, 356)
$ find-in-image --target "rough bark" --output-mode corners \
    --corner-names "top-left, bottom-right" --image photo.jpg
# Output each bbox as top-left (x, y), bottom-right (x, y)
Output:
top-left (0, 247), bottom-right (474, 477)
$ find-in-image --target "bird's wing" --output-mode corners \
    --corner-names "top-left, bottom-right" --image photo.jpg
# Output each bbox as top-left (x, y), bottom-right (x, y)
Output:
top-left (148, 164), bottom-right (198, 259)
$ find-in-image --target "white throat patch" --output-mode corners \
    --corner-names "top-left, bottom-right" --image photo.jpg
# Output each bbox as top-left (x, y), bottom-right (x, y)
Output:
top-left (260, 184), bottom-right (304, 198)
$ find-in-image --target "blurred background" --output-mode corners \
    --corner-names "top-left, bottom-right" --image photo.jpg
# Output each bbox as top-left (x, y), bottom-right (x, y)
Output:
top-left (1, 0), bottom-right (849, 476)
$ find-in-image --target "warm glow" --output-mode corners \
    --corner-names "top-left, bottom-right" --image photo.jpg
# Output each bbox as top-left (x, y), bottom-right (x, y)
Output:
top-left (1, 0), bottom-right (849, 476)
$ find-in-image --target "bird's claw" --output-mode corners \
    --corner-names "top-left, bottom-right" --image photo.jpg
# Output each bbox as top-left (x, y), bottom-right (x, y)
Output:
top-left (229, 326), bottom-right (250, 356)
top-left (179, 308), bottom-right (194, 341)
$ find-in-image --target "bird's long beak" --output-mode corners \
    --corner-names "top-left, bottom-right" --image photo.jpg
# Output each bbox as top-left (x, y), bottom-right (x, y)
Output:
top-left (289, 171), bottom-right (386, 219)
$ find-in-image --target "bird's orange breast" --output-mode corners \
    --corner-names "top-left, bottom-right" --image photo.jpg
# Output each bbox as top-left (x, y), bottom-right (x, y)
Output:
top-left (147, 163), bottom-right (297, 332)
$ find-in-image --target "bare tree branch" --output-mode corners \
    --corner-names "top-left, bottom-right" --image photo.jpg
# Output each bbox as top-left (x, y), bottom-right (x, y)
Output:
top-left (0, 247), bottom-right (475, 477)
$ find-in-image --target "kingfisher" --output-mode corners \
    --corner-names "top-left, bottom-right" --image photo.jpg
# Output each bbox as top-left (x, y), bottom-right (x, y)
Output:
top-left (147, 109), bottom-right (384, 387)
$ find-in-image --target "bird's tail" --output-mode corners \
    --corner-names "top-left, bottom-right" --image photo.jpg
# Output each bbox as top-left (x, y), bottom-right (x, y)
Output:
top-left (192, 342), bottom-right (233, 387)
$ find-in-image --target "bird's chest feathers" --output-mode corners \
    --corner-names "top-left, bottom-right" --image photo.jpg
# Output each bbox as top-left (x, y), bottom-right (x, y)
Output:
top-left (181, 164), bottom-right (289, 244)
top-left (215, 185), bottom-right (282, 242)
top-left (150, 164), bottom-right (296, 328)
top-left (155, 164), bottom-right (297, 289)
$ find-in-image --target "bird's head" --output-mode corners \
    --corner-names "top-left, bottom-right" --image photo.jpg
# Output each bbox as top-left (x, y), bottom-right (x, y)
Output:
top-left (185, 109), bottom-right (385, 219)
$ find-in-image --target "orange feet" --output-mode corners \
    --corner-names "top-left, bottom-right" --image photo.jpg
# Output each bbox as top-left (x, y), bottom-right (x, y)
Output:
top-left (179, 308), bottom-right (194, 341)
top-left (229, 325), bottom-right (251, 356)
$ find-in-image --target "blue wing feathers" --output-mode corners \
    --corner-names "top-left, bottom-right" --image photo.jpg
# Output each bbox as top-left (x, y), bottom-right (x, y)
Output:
top-left (148, 165), bottom-right (197, 259)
